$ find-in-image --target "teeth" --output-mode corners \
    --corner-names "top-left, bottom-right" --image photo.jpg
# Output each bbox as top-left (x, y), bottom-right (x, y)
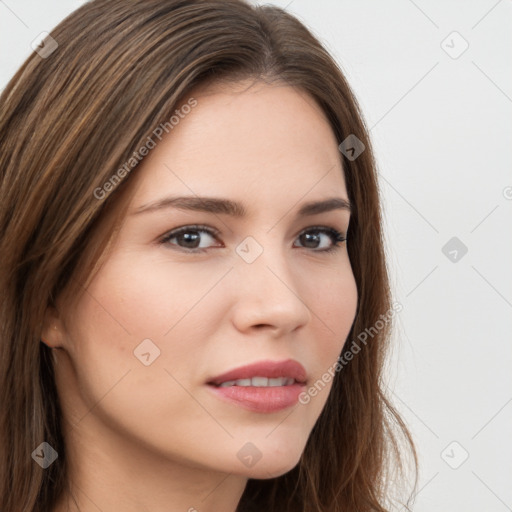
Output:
top-left (251, 376), bottom-right (268, 387)
top-left (218, 376), bottom-right (295, 387)
top-left (234, 378), bottom-right (252, 386)
top-left (219, 380), bottom-right (236, 388)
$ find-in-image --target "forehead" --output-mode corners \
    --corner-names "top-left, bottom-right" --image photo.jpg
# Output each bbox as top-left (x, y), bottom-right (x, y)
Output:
top-left (128, 80), bottom-right (347, 207)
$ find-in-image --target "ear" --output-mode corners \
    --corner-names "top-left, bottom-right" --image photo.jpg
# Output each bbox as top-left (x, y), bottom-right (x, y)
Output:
top-left (40, 305), bottom-right (65, 348)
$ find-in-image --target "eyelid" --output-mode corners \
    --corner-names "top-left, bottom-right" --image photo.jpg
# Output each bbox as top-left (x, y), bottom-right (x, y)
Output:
top-left (159, 224), bottom-right (221, 241)
top-left (298, 224), bottom-right (346, 238)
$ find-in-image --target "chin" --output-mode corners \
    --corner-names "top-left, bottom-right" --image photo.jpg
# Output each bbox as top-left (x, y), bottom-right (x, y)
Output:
top-left (231, 441), bottom-right (304, 480)
top-left (245, 456), bottom-right (302, 479)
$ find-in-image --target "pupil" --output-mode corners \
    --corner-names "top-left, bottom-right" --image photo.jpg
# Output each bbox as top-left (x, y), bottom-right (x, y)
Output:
top-left (180, 232), bottom-right (200, 248)
top-left (302, 233), bottom-right (319, 248)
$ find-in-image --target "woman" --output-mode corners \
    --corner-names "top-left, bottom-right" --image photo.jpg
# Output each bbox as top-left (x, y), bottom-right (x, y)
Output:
top-left (0, 0), bottom-right (417, 510)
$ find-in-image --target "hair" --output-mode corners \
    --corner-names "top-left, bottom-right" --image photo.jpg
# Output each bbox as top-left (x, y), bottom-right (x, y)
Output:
top-left (0, 1), bottom-right (418, 511)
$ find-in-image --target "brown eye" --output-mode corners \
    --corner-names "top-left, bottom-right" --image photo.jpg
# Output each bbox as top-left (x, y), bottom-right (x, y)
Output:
top-left (160, 225), bottom-right (221, 253)
top-left (294, 227), bottom-right (346, 253)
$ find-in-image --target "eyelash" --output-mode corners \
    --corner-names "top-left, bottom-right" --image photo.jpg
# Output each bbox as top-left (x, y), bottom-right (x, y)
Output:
top-left (159, 224), bottom-right (347, 254)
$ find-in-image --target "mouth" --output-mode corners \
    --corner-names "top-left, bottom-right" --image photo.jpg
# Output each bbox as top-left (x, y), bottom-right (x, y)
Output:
top-left (207, 358), bottom-right (307, 386)
top-left (206, 359), bottom-right (308, 413)
top-left (209, 376), bottom-right (299, 388)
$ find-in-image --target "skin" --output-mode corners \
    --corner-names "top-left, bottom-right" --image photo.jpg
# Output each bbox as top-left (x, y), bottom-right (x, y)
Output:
top-left (43, 79), bottom-right (358, 512)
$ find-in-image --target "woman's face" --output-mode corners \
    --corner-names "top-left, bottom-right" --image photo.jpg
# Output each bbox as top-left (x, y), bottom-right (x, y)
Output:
top-left (49, 80), bottom-right (358, 480)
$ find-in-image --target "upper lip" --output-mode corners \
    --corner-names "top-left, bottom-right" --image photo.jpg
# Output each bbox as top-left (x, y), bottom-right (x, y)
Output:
top-left (207, 359), bottom-right (307, 386)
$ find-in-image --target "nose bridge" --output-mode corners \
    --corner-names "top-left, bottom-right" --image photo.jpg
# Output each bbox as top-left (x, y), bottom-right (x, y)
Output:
top-left (231, 232), bottom-right (311, 331)
top-left (235, 232), bottom-right (291, 292)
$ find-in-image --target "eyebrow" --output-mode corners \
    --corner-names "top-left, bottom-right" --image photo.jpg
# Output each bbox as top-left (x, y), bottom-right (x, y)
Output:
top-left (132, 195), bottom-right (352, 217)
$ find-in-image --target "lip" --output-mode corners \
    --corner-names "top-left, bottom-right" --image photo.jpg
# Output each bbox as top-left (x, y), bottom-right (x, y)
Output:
top-left (206, 359), bottom-right (307, 413)
top-left (207, 359), bottom-right (307, 386)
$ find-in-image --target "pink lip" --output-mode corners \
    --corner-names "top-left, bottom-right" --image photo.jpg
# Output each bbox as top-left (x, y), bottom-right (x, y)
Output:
top-left (206, 359), bottom-right (308, 413)
top-left (207, 359), bottom-right (307, 386)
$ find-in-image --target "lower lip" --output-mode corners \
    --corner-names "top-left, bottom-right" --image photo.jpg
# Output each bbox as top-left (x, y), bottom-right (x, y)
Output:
top-left (207, 383), bottom-right (305, 413)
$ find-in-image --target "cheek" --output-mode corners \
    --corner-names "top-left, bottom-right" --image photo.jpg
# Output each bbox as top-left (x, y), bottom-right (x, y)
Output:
top-left (309, 260), bottom-right (358, 348)
top-left (84, 251), bottom-right (225, 339)
top-left (69, 251), bottom-right (230, 387)
top-left (299, 262), bottom-right (358, 412)
top-left (61, 259), bottom-right (218, 449)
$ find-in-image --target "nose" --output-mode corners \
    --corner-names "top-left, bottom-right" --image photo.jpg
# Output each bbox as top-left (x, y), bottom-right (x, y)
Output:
top-left (230, 242), bottom-right (312, 337)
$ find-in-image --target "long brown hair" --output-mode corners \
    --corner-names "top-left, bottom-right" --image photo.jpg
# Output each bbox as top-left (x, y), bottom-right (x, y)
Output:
top-left (0, 1), bottom-right (417, 510)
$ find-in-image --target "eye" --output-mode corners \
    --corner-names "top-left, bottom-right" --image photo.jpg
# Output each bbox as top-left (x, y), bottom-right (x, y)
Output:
top-left (159, 224), bottom-right (347, 253)
top-left (159, 224), bottom-right (221, 252)
top-left (294, 226), bottom-right (347, 253)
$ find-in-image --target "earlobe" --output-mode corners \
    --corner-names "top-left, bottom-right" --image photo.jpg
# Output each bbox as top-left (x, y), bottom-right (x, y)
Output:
top-left (40, 305), bottom-right (65, 348)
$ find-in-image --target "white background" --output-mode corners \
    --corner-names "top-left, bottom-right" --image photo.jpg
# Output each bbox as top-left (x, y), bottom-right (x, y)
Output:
top-left (1, 1), bottom-right (511, 510)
